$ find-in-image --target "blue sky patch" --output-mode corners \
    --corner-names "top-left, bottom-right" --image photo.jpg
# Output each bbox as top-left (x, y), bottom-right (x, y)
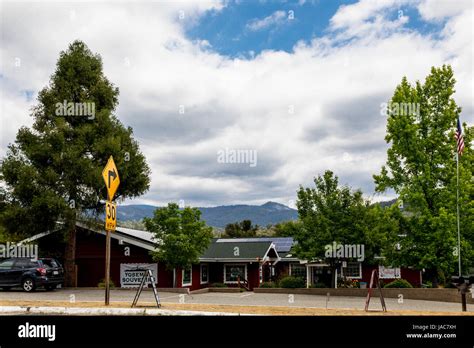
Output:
top-left (185, 0), bottom-right (447, 57)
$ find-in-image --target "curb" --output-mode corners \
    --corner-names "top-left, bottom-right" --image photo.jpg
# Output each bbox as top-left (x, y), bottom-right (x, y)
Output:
top-left (63, 287), bottom-right (190, 294)
top-left (253, 288), bottom-right (474, 304)
top-left (0, 306), bottom-right (253, 316)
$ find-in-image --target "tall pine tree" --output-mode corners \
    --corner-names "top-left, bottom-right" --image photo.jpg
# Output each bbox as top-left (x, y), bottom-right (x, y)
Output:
top-left (0, 41), bottom-right (151, 285)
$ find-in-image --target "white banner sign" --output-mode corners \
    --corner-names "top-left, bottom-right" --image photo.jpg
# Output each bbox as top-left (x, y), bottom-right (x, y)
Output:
top-left (120, 263), bottom-right (158, 288)
top-left (378, 265), bottom-right (401, 279)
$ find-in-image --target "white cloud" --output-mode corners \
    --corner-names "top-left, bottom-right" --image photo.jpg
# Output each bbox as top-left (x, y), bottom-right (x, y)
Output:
top-left (246, 10), bottom-right (287, 31)
top-left (417, 0), bottom-right (471, 21)
top-left (330, 0), bottom-right (405, 29)
top-left (0, 0), bottom-right (472, 207)
top-left (329, 0), bottom-right (412, 41)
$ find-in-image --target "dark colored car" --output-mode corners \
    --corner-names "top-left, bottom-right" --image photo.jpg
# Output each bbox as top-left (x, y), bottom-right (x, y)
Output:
top-left (0, 257), bottom-right (64, 292)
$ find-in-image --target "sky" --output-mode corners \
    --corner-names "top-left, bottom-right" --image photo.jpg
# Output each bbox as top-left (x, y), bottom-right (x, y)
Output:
top-left (0, 0), bottom-right (472, 208)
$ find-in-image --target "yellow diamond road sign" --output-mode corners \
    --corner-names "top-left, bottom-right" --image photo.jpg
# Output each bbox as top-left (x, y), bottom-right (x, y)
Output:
top-left (102, 156), bottom-right (120, 201)
top-left (105, 201), bottom-right (117, 231)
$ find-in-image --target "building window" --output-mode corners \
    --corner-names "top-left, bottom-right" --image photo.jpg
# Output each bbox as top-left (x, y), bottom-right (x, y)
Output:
top-left (182, 267), bottom-right (192, 286)
top-left (342, 262), bottom-right (362, 279)
top-left (289, 263), bottom-right (307, 280)
top-left (200, 264), bottom-right (209, 284)
top-left (224, 264), bottom-right (247, 283)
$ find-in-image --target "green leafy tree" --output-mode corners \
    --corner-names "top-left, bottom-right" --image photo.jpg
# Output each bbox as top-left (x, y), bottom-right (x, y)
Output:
top-left (374, 65), bottom-right (473, 286)
top-left (223, 219), bottom-right (258, 238)
top-left (144, 203), bottom-right (213, 287)
top-left (274, 220), bottom-right (303, 237)
top-left (293, 170), bottom-right (370, 287)
top-left (0, 41), bottom-right (151, 285)
top-left (364, 202), bottom-right (408, 266)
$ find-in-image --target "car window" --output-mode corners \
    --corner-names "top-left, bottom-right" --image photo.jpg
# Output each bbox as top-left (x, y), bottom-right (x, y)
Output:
top-left (27, 261), bottom-right (39, 267)
top-left (13, 259), bottom-right (28, 268)
top-left (40, 259), bottom-right (59, 268)
top-left (0, 259), bottom-right (14, 270)
top-left (13, 259), bottom-right (39, 269)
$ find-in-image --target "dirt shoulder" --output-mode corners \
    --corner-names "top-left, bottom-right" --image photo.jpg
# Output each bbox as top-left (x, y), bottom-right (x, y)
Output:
top-left (1, 300), bottom-right (473, 316)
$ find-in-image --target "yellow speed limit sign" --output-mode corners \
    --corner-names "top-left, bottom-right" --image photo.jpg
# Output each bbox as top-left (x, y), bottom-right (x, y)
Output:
top-left (105, 201), bottom-right (117, 231)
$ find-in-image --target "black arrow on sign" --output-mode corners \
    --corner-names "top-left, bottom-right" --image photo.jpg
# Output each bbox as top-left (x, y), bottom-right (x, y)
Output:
top-left (108, 169), bottom-right (117, 188)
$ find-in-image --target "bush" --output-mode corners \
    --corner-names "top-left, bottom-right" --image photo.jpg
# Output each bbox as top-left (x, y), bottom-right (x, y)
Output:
top-left (422, 281), bottom-right (433, 288)
top-left (279, 276), bottom-right (305, 288)
top-left (310, 282), bottom-right (327, 288)
top-left (98, 278), bottom-right (115, 289)
top-left (259, 282), bottom-right (277, 288)
top-left (384, 279), bottom-right (413, 288)
top-left (210, 282), bottom-right (227, 288)
top-left (338, 279), bottom-right (360, 288)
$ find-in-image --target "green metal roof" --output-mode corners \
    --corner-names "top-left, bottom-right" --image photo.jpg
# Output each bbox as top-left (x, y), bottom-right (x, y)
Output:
top-left (200, 240), bottom-right (276, 260)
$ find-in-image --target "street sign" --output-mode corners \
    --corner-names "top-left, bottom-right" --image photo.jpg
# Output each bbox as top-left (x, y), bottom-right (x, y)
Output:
top-left (102, 156), bottom-right (120, 306)
top-left (102, 156), bottom-right (120, 201)
top-left (105, 201), bottom-right (117, 231)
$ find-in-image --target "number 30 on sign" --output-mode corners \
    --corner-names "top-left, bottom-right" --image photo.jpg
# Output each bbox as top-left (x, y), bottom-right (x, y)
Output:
top-left (105, 201), bottom-right (117, 231)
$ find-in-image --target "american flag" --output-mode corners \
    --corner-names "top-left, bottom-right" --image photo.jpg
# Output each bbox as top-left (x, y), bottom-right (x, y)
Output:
top-left (455, 118), bottom-right (465, 156)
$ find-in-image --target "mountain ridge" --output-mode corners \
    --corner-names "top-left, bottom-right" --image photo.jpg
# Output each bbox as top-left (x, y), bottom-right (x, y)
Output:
top-left (116, 201), bottom-right (298, 228)
top-left (114, 199), bottom-right (399, 228)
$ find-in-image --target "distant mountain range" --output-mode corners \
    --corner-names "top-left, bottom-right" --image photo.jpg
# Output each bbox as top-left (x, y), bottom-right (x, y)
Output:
top-left (116, 201), bottom-right (299, 228)
top-left (109, 199), bottom-right (399, 228)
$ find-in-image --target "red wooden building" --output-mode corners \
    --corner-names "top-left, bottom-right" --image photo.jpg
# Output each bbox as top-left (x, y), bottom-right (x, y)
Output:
top-left (28, 222), bottom-right (421, 289)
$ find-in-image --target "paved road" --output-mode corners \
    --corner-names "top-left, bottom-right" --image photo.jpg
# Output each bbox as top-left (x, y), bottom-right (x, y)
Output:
top-left (0, 289), bottom-right (472, 313)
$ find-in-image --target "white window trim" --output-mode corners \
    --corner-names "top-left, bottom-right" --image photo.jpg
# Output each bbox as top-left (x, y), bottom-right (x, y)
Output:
top-left (182, 267), bottom-right (192, 287)
top-left (342, 262), bottom-right (362, 279)
top-left (200, 264), bottom-right (209, 284)
top-left (223, 263), bottom-right (247, 284)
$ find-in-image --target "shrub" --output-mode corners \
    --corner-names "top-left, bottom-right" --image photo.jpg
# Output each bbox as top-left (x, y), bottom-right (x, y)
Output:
top-left (210, 282), bottom-right (227, 288)
top-left (259, 282), bottom-right (277, 288)
top-left (279, 276), bottom-right (305, 288)
top-left (98, 278), bottom-right (115, 289)
top-left (310, 282), bottom-right (327, 288)
top-left (259, 282), bottom-right (275, 288)
top-left (384, 279), bottom-right (413, 288)
top-left (338, 279), bottom-right (360, 288)
top-left (422, 281), bottom-right (433, 288)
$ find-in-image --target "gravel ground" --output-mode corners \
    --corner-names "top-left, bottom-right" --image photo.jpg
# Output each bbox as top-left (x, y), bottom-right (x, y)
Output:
top-left (0, 288), bottom-right (473, 313)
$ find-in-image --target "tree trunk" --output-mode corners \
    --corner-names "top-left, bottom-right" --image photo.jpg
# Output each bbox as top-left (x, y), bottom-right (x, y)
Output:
top-left (425, 268), bottom-right (439, 288)
top-left (64, 225), bottom-right (77, 287)
top-left (432, 274), bottom-right (439, 288)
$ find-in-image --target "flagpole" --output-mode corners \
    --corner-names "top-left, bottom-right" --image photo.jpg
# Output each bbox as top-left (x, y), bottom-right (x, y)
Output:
top-left (456, 151), bottom-right (461, 277)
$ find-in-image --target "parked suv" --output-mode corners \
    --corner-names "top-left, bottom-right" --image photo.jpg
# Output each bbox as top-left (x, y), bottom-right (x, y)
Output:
top-left (0, 257), bottom-right (64, 292)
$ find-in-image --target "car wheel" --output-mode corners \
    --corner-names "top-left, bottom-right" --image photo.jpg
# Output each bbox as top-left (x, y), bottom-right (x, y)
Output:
top-left (22, 278), bottom-right (36, 292)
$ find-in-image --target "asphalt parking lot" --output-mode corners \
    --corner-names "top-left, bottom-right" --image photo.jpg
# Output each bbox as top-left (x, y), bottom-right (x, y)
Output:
top-left (0, 288), bottom-right (472, 313)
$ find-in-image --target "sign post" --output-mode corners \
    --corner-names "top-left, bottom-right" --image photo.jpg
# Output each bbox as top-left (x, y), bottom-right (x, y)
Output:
top-left (102, 156), bottom-right (120, 306)
top-left (364, 269), bottom-right (387, 312)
